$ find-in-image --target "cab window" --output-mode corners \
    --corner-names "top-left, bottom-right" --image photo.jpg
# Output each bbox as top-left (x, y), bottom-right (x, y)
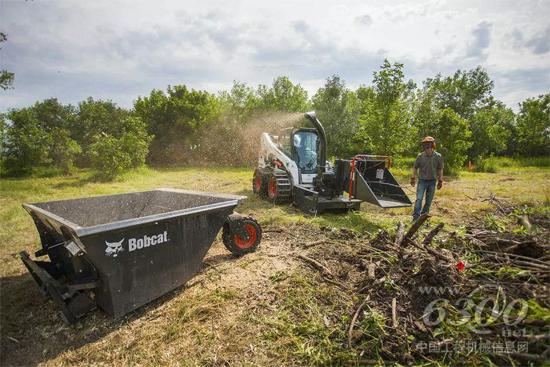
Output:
top-left (277, 134), bottom-right (292, 157)
top-left (293, 131), bottom-right (317, 173)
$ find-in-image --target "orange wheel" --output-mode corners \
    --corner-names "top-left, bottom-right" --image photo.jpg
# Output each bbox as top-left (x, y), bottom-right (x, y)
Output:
top-left (252, 169), bottom-right (267, 196)
top-left (234, 223), bottom-right (258, 249)
top-left (222, 217), bottom-right (262, 256)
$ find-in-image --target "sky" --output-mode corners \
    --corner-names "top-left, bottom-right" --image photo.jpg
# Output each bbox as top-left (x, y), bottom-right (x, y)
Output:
top-left (1, 0), bottom-right (549, 112)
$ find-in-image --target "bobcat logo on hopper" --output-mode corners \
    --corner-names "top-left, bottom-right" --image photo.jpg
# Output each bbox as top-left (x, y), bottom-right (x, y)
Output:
top-left (105, 238), bottom-right (125, 257)
top-left (104, 231), bottom-right (169, 257)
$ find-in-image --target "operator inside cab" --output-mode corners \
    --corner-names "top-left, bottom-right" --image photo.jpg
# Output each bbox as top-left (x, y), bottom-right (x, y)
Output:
top-left (293, 132), bottom-right (317, 173)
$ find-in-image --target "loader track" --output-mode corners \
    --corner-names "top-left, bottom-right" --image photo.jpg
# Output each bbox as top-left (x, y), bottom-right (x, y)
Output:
top-left (268, 169), bottom-right (292, 203)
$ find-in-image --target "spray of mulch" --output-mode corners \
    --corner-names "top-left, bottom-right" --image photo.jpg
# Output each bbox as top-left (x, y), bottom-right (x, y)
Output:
top-left (194, 111), bottom-right (304, 167)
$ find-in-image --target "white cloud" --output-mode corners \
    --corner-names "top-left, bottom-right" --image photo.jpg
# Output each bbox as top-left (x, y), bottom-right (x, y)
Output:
top-left (1, 0), bottom-right (549, 111)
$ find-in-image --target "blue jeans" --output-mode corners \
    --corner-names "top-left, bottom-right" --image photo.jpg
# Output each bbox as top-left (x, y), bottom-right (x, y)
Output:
top-left (413, 179), bottom-right (436, 220)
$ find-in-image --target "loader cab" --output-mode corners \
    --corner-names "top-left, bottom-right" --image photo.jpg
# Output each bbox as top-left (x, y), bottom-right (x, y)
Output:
top-left (291, 128), bottom-right (318, 175)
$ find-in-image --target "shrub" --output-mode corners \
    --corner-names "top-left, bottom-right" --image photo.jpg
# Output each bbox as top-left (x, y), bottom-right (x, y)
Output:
top-left (474, 156), bottom-right (498, 173)
top-left (89, 117), bottom-right (152, 179)
top-left (89, 135), bottom-right (132, 179)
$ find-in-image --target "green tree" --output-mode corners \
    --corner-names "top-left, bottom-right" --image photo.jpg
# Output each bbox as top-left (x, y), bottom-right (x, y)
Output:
top-left (414, 68), bottom-right (495, 167)
top-left (134, 85), bottom-right (220, 165)
top-left (0, 33), bottom-right (14, 90)
top-left (257, 76), bottom-right (309, 112)
top-left (355, 60), bottom-right (416, 156)
top-left (469, 100), bottom-right (514, 159)
top-left (74, 98), bottom-right (130, 156)
top-left (2, 108), bottom-right (51, 174)
top-left (50, 127), bottom-right (82, 173)
top-left (424, 66), bottom-right (493, 120)
top-left (312, 75), bottom-right (360, 157)
top-left (88, 116), bottom-right (152, 179)
top-left (515, 94), bottom-right (550, 156)
top-left (421, 108), bottom-right (472, 172)
top-left (2, 99), bottom-right (80, 174)
top-left (218, 81), bottom-right (260, 120)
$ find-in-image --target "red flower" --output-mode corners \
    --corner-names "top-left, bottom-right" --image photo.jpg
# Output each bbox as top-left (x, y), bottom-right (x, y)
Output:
top-left (456, 260), bottom-right (465, 272)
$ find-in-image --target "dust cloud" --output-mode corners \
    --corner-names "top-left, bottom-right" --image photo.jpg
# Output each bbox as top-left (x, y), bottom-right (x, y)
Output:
top-left (195, 111), bottom-right (305, 167)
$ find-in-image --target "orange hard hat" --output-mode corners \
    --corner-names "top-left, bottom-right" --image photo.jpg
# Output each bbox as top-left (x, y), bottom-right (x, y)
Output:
top-left (422, 136), bottom-right (435, 143)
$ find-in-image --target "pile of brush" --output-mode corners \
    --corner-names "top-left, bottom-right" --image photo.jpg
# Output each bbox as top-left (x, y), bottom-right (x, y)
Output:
top-left (295, 195), bottom-right (549, 365)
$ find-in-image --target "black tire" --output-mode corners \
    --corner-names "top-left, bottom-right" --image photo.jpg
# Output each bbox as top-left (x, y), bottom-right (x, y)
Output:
top-left (267, 170), bottom-right (291, 204)
top-left (222, 217), bottom-right (262, 256)
top-left (252, 169), bottom-right (267, 197)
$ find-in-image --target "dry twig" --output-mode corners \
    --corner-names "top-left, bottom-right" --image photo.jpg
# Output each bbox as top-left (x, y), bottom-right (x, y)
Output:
top-left (348, 295), bottom-right (370, 347)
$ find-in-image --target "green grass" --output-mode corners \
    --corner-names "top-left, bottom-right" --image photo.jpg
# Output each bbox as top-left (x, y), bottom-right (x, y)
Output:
top-left (260, 273), bottom-right (358, 366)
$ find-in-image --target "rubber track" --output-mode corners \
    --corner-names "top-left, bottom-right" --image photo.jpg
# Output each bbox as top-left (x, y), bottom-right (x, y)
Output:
top-left (271, 169), bottom-right (291, 203)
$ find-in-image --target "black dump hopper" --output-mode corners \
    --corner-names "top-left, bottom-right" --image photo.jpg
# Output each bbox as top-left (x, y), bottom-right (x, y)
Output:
top-left (20, 189), bottom-right (259, 323)
top-left (352, 159), bottom-right (412, 208)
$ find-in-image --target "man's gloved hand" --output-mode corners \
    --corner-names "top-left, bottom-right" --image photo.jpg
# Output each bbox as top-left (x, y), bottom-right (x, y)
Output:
top-left (437, 180), bottom-right (443, 190)
top-left (410, 177), bottom-right (416, 187)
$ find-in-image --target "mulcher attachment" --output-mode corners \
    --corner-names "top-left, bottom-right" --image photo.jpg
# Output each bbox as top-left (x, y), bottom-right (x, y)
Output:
top-left (351, 158), bottom-right (412, 208)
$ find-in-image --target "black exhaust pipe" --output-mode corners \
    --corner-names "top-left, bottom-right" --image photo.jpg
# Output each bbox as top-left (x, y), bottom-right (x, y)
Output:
top-left (305, 111), bottom-right (327, 175)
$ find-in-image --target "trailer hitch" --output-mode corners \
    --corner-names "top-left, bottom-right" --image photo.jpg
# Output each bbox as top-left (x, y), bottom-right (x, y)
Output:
top-left (19, 251), bottom-right (99, 324)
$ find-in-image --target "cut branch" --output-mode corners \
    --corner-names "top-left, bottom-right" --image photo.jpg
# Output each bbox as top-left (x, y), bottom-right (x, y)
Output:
top-left (402, 214), bottom-right (430, 245)
top-left (348, 295), bottom-right (370, 348)
top-left (422, 223), bottom-right (444, 246)
top-left (395, 221), bottom-right (405, 246)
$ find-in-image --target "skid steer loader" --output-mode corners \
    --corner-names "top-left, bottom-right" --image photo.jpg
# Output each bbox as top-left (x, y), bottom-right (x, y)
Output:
top-left (252, 111), bottom-right (412, 214)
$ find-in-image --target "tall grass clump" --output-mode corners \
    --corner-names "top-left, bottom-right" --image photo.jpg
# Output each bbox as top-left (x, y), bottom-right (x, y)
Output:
top-left (474, 156), bottom-right (498, 173)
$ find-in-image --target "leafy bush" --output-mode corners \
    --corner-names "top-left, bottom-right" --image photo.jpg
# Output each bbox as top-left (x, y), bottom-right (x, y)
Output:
top-left (134, 85), bottom-right (220, 165)
top-left (88, 117), bottom-right (152, 179)
top-left (515, 156), bottom-right (550, 167)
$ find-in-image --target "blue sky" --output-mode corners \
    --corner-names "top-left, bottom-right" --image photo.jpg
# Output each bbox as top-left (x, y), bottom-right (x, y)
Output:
top-left (1, 0), bottom-right (549, 112)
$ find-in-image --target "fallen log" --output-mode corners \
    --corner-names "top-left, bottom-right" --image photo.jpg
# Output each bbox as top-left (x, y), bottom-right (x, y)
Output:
top-left (404, 237), bottom-right (453, 262)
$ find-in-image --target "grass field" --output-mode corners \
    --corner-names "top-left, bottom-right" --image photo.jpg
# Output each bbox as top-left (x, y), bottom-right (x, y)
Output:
top-left (1, 160), bottom-right (549, 366)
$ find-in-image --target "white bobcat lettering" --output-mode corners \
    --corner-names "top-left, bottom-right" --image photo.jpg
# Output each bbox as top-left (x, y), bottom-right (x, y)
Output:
top-left (104, 231), bottom-right (170, 257)
top-left (128, 231), bottom-right (168, 251)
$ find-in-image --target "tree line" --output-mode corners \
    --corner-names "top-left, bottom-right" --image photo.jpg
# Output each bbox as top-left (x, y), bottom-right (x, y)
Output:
top-left (1, 60), bottom-right (549, 178)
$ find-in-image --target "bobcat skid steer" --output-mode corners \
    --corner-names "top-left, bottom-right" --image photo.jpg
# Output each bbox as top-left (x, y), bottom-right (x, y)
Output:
top-left (252, 111), bottom-right (412, 214)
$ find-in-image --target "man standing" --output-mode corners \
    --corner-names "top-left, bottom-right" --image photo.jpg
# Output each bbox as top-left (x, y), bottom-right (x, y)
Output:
top-left (410, 136), bottom-right (443, 221)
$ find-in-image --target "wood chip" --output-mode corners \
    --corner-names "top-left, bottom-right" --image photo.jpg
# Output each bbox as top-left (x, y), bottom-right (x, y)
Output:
top-left (391, 298), bottom-right (398, 328)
